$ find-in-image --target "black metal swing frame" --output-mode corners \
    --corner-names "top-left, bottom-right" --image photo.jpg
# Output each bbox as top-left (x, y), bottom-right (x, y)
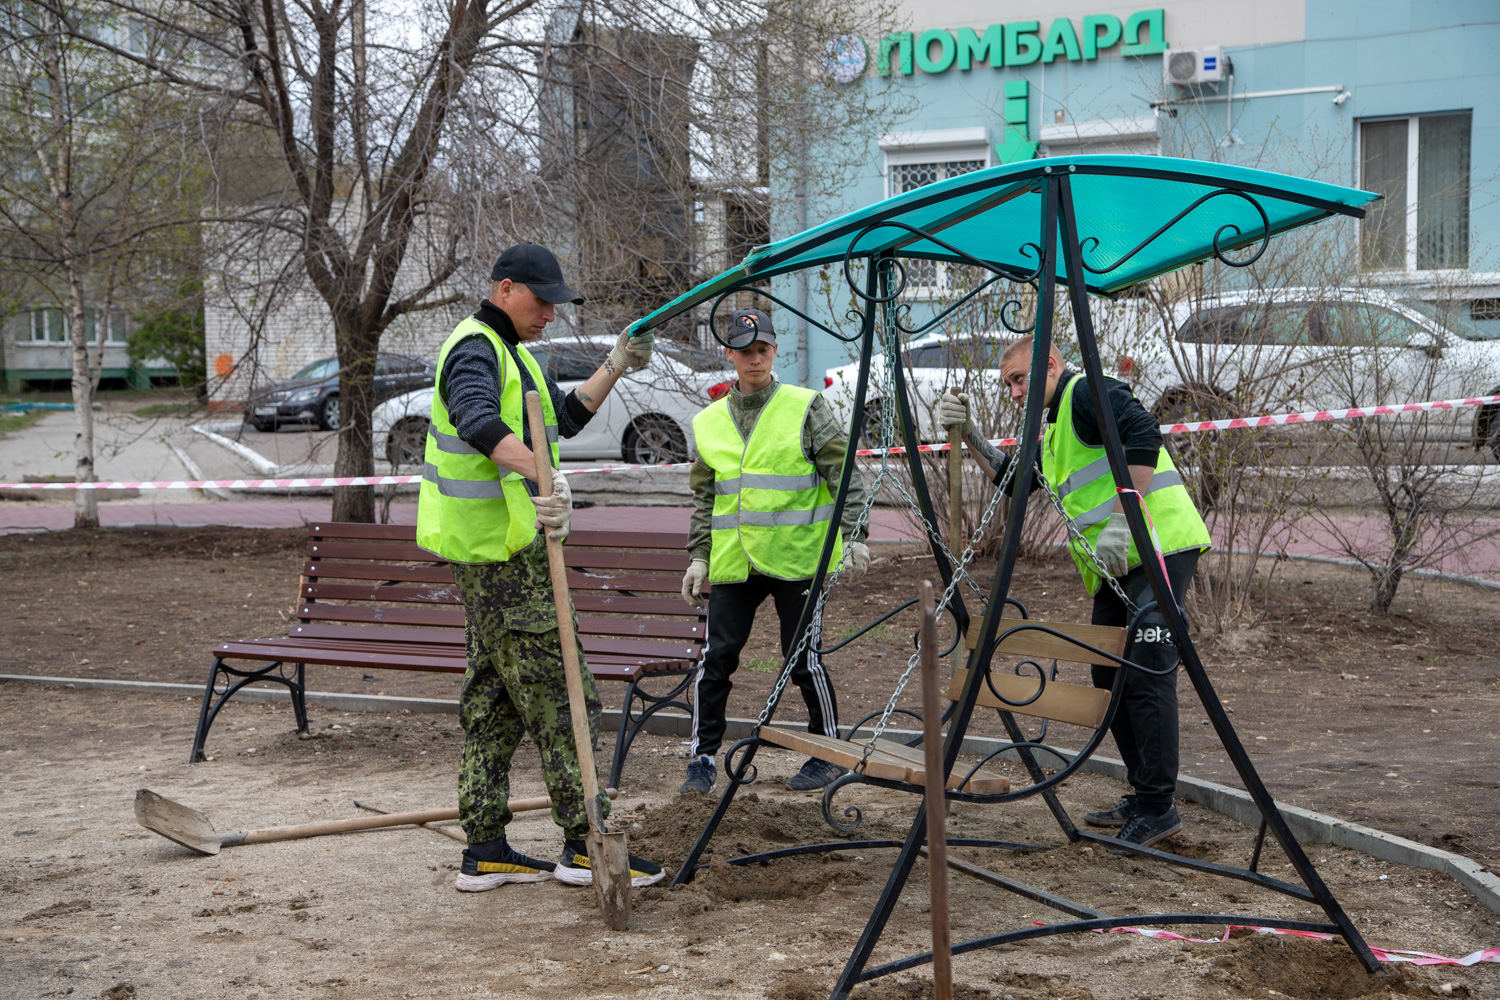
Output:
top-left (670, 163), bottom-right (1379, 999)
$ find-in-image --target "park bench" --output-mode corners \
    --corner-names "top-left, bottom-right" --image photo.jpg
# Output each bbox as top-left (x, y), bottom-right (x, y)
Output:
top-left (191, 521), bottom-right (704, 788)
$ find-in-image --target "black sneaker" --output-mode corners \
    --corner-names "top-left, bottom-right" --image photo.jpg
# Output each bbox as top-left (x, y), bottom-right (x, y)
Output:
top-left (680, 754), bottom-right (716, 795)
top-left (1107, 806), bottom-right (1183, 855)
top-left (786, 757), bottom-right (848, 791)
top-left (1084, 796), bottom-right (1138, 828)
top-left (555, 839), bottom-right (666, 887)
top-left (454, 837), bottom-right (555, 892)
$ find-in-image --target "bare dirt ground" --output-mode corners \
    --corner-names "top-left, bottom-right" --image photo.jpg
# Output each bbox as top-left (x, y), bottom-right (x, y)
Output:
top-left (3, 526), bottom-right (1498, 866)
top-left (3, 681), bottom-right (1498, 1000)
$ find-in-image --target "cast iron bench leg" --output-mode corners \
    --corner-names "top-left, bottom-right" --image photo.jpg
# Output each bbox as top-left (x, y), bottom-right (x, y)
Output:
top-left (189, 658), bottom-right (309, 763)
top-left (190, 657), bottom-right (228, 763)
top-left (608, 669), bottom-right (695, 790)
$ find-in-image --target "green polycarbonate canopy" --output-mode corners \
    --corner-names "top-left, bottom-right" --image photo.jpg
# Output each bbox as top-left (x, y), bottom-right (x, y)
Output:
top-left (630, 155), bottom-right (1379, 336)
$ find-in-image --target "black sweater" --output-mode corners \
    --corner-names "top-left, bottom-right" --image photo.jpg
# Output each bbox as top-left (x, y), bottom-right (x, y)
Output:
top-left (998, 370), bottom-right (1162, 492)
top-left (438, 300), bottom-right (595, 460)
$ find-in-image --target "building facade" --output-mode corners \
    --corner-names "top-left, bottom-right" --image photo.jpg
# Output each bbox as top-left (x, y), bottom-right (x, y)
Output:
top-left (773, 0), bottom-right (1498, 385)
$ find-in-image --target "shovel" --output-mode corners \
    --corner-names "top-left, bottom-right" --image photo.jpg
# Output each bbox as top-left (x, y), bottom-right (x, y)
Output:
top-left (135, 789), bottom-right (542, 856)
top-left (526, 391), bottom-right (633, 931)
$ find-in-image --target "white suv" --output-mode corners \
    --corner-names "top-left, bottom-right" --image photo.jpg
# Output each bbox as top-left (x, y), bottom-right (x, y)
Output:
top-left (372, 335), bottom-right (732, 467)
top-left (1095, 289), bottom-right (1500, 453)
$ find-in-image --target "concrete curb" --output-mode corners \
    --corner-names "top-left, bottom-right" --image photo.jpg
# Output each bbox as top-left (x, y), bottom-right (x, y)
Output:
top-left (6, 672), bottom-right (1498, 914)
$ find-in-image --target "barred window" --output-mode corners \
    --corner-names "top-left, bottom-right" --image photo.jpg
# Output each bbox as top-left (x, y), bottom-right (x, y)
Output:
top-left (887, 159), bottom-right (985, 292)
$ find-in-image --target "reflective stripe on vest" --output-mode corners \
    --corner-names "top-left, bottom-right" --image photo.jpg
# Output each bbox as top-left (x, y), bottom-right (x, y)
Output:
top-left (1042, 375), bottom-right (1210, 595)
top-left (415, 318), bottom-right (559, 564)
top-left (693, 383), bottom-right (843, 584)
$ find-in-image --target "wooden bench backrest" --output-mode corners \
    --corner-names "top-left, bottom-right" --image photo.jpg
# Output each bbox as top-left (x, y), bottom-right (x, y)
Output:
top-left (298, 522), bottom-right (705, 644)
top-left (950, 619), bottom-right (1128, 730)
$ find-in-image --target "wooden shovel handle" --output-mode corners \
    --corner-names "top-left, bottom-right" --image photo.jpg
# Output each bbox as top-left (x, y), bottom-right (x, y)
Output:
top-left (523, 392), bottom-right (605, 817)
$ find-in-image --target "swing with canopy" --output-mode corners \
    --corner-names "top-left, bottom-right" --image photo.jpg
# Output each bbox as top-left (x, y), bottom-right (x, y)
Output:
top-left (628, 155), bottom-right (1382, 1000)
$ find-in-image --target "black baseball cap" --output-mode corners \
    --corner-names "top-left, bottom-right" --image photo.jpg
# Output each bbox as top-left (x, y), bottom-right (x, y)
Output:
top-left (726, 308), bottom-right (775, 349)
top-left (491, 244), bottom-right (584, 305)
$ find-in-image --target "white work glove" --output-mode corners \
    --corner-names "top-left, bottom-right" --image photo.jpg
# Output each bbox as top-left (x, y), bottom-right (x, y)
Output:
top-left (608, 327), bottom-right (655, 373)
top-left (935, 390), bottom-right (975, 437)
top-left (680, 558), bottom-right (708, 609)
top-left (844, 541), bottom-right (870, 583)
top-left (531, 468), bottom-right (572, 539)
top-left (1094, 515), bottom-right (1131, 578)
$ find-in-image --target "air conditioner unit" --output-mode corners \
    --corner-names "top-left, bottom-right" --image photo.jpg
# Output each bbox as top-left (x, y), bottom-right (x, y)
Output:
top-left (1163, 46), bottom-right (1227, 86)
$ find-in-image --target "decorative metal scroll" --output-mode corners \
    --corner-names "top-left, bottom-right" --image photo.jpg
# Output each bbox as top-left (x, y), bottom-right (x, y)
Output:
top-left (1078, 187), bottom-right (1272, 274)
top-left (705, 281), bottom-right (865, 349)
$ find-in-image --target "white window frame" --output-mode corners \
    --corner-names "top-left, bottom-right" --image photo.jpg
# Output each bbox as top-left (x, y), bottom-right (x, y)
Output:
top-left (879, 128), bottom-right (992, 298)
top-left (24, 307), bottom-right (127, 345)
top-left (1357, 112), bottom-right (1470, 275)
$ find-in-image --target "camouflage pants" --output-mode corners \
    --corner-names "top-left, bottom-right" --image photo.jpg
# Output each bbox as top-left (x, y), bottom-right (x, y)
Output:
top-left (452, 540), bottom-right (607, 845)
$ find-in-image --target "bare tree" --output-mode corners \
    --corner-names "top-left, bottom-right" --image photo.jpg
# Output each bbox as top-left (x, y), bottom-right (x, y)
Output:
top-left (0, 2), bottom-right (205, 527)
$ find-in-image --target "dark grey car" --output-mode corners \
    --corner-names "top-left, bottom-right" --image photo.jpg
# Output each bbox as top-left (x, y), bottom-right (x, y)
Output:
top-left (245, 354), bottom-right (436, 432)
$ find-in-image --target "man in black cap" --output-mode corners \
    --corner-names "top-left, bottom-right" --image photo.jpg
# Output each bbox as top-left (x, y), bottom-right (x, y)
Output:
top-left (418, 243), bottom-right (664, 892)
top-left (678, 307), bottom-right (870, 795)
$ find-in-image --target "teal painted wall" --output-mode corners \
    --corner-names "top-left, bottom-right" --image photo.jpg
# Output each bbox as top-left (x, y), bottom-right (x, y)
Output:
top-left (773, 0), bottom-right (1499, 385)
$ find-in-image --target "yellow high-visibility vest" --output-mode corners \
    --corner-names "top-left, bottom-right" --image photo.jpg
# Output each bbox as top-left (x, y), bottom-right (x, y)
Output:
top-left (416, 317), bottom-right (559, 564)
top-left (693, 383), bottom-right (843, 583)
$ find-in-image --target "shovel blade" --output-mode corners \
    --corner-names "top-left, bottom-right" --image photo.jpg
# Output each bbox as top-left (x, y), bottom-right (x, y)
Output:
top-left (134, 789), bottom-right (222, 856)
top-left (588, 830), bottom-right (632, 931)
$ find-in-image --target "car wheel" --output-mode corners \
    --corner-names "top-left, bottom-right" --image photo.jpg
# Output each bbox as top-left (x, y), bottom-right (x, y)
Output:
top-left (248, 417), bottom-right (273, 433)
top-left (1483, 406), bottom-right (1500, 462)
top-left (319, 394), bottom-right (341, 431)
top-left (387, 416), bottom-right (429, 467)
top-left (622, 414), bottom-right (689, 465)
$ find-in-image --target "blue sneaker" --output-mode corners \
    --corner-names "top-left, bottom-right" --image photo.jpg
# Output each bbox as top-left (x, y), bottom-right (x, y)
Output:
top-left (680, 755), bottom-right (716, 795)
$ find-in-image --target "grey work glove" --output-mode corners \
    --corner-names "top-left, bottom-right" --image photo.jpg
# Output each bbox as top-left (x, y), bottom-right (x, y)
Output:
top-left (680, 558), bottom-right (708, 609)
top-left (531, 468), bottom-right (572, 539)
top-left (608, 327), bottom-right (655, 373)
top-left (1094, 515), bottom-right (1131, 578)
top-left (844, 541), bottom-right (870, 583)
top-left (935, 390), bottom-right (975, 437)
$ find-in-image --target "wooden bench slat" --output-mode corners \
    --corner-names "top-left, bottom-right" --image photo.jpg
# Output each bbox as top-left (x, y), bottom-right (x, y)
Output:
top-left (293, 601), bottom-right (705, 640)
top-left (759, 726), bottom-right (1010, 794)
top-left (963, 619), bottom-right (1127, 667)
top-left (307, 521), bottom-right (689, 551)
top-left (305, 540), bottom-right (692, 572)
top-left (948, 668), bottom-right (1111, 730)
top-left (216, 638), bottom-right (680, 679)
top-left (303, 561), bottom-right (454, 584)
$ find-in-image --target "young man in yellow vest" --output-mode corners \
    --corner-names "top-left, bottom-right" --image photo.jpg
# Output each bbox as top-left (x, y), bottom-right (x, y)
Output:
top-left (679, 308), bottom-right (871, 795)
top-left (418, 243), bottom-right (664, 891)
top-left (937, 335), bottom-right (1210, 850)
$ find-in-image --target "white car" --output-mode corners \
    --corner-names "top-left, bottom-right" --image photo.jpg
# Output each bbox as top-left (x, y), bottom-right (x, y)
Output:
top-left (373, 335), bottom-right (732, 466)
top-left (823, 331), bottom-right (1053, 445)
top-left (1094, 288), bottom-right (1500, 451)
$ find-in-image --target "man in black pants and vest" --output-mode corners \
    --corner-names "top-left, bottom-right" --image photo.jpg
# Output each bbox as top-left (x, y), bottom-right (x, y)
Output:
top-left (936, 335), bottom-right (1210, 850)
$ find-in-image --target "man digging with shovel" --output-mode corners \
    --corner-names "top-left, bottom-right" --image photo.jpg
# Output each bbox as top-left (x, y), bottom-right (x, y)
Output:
top-left (417, 244), bottom-right (665, 893)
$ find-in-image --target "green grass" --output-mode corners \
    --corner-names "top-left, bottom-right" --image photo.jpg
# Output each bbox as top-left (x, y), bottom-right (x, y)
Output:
top-left (133, 401), bottom-right (203, 418)
top-left (744, 657), bottom-right (782, 674)
top-left (0, 405), bottom-right (50, 438)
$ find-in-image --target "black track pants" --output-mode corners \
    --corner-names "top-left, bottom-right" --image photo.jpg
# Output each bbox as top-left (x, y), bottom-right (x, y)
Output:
top-left (1089, 548), bottom-right (1201, 813)
top-left (690, 574), bottom-right (838, 759)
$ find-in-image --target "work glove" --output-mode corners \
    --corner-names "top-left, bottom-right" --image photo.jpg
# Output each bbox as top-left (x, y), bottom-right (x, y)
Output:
top-left (680, 558), bottom-right (708, 609)
top-left (531, 468), bottom-right (572, 539)
top-left (935, 390), bottom-right (975, 437)
top-left (844, 541), bottom-right (870, 583)
top-left (608, 327), bottom-right (655, 373)
top-left (1094, 515), bottom-right (1131, 578)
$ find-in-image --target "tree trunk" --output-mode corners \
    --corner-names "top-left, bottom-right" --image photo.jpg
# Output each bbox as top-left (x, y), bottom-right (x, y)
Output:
top-left (329, 325), bottom-right (378, 523)
top-left (67, 271), bottom-right (99, 529)
top-left (1370, 565), bottom-right (1401, 616)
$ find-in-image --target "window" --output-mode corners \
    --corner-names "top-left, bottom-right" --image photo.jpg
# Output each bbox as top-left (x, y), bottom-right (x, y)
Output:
top-left (291, 358), bottom-right (339, 380)
top-left (1177, 304), bottom-right (1317, 346)
top-left (1360, 113), bottom-right (1471, 271)
top-left (24, 308), bottom-right (126, 344)
top-left (657, 342), bottom-right (730, 372)
top-left (886, 159), bottom-right (985, 291)
top-left (548, 345), bottom-right (608, 382)
top-left (1319, 304), bottom-right (1420, 348)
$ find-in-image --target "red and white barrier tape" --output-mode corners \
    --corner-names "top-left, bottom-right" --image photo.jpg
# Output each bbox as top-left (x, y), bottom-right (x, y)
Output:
top-left (2, 392), bottom-right (1496, 491)
top-left (1085, 922), bottom-right (1500, 967)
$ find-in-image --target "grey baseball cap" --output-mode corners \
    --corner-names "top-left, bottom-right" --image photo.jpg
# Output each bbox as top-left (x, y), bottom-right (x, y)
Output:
top-left (726, 308), bottom-right (775, 349)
